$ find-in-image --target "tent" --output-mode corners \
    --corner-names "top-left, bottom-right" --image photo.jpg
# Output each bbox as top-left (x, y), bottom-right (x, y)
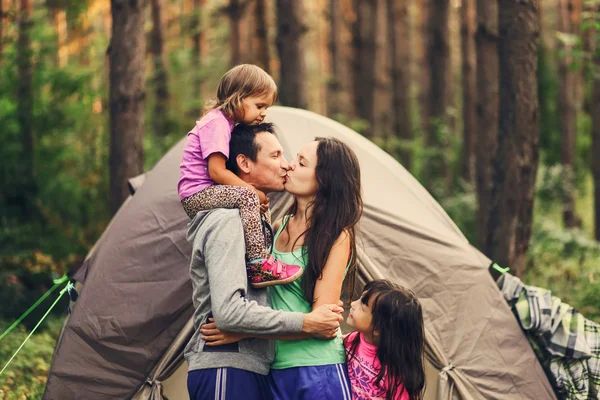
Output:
top-left (43, 106), bottom-right (556, 400)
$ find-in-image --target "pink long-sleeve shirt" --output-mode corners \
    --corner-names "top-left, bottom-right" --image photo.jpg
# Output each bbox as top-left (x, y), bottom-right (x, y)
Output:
top-left (344, 332), bottom-right (410, 400)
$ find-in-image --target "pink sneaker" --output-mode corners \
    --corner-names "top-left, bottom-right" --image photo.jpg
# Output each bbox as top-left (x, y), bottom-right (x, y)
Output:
top-left (248, 255), bottom-right (304, 288)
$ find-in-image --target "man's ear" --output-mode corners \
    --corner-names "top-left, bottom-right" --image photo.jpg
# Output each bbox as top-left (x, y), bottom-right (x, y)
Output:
top-left (236, 154), bottom-right (252, 174)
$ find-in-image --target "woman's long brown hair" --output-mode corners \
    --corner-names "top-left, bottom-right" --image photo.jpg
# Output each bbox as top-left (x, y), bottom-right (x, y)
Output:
top-left (285, 137), bottom-right (363, 304)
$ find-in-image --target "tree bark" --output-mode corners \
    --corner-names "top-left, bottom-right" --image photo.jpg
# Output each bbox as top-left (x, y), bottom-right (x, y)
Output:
top-left (327, 0), bottom-right (341, 117)
top-left (417, 0), bottom-right (431, 131)
top-left (229, 0), bottom-right (242, 67)
top-left (557, 0), bottom-right (581, 228)
top-left (486, 0), bottom-right (540, 278)
top-left (1, 0), bottom-right (4, 65)
top-left (254, 0), bottom-right (270, 73)
top-left (276, 0), bottom-right (308, 108)
top-left (388, 0), bottom-right (412, 167)
top-left (150, 0), bottom-right (169, 137)
top-left (190, 0), bottom-right (204, 117)
top-left (475, 0), bottom-right (498, 247)
top-left (423, 0), bottom-right (450, 192)
top-left (16, 0), bottom-right (35, 218)
top-left (351, 0), bottom-right (377, 135)
top-left (592, 22), bottom-right (600, 240)
top-left (109, 0), bottom-right (146, 215)
top-left (428, 0), bottom-right (451, 125)
top-left (461, 0), bottom-right (477, 183)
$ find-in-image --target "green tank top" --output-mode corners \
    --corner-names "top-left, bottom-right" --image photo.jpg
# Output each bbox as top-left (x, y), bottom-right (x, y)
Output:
top-left (269, 215), bottom-right (346, 370)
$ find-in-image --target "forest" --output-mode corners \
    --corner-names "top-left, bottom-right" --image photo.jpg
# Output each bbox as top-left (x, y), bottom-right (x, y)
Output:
top-left (0, 0), bottom-right (599, 397)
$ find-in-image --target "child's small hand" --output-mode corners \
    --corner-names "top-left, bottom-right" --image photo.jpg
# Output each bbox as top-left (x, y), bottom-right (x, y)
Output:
top-left (256, 189), bottom-right (268, 205)
top-left (260, 200), bottom-right (270, 214)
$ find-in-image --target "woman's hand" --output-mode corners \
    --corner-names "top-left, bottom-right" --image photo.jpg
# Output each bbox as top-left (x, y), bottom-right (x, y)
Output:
top-left (200, 319), bottom-right (247, 346)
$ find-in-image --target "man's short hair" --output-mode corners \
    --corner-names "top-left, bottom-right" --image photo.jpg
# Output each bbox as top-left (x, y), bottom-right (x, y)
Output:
top-left (226, 122), bottom-right (277, 174)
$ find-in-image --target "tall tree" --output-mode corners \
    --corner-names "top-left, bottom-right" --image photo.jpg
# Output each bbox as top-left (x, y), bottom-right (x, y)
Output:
top-left (150, 0), bottom-right (169, 137)
top-left (557, 0), bottom-right (582, 228)
top-left (276, 0), bottom-right (308, 108)
top-left (592, 15), bottom-right (600, 240)
top-left (387, 0), bottom-right (413, 167)
top-left (0, 0), bottom-right (4, 64)
top-left (254, 0), bottom-right (270, 73)
top-left (475, 0), bottom-right (499, 246)
top-left (327, 0), bottom-right (341, 117)
top-left (424, 0), bottom-right (451, 190)
top-left (486, 0), bottom-right (540, 277)
top-left (351, 0), bottom-right (377, 135)
top-left (16, 0), bottom-right (35, 218)
top-left (227, 0), bottom-right (242, 67)
top-left (190, 0), bottom-right (204, 117)
top-left (417, 0), bottom-right (431, 131)
top-left (109, 0), bottom-right (146, 214)
top-left (461, 0), bottom-right (477, 183)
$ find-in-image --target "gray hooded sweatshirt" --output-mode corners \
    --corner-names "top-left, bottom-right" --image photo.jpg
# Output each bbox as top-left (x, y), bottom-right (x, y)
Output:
top-left (184, 209), bottom-right (305, 375)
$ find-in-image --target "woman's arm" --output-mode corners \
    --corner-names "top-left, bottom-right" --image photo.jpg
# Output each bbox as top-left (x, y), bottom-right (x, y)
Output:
top-left (202, 231), bottom-right (350, 345)
top-left (311, 230), bottom-right (350, 310)
top-left (207, 153), bottom-right (267, 204)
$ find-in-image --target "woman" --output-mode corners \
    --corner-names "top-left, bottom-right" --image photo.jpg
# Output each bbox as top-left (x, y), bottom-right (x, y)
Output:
top-left (203, 137), bottom-right (363, 399)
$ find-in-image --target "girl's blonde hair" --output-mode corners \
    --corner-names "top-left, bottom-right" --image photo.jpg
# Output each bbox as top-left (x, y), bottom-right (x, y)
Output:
top-left (205, 64), bottom-right (278, 119)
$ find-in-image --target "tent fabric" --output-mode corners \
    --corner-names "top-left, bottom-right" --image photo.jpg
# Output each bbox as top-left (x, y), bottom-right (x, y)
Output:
top-left (44, 106), bottom-right (555, 400)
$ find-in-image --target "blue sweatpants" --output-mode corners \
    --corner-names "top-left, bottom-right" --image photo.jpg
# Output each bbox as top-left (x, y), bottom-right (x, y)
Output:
top-left (188, 368), bottom-right (273, 400)
top-left (269, 364), bottom-right (352, 400)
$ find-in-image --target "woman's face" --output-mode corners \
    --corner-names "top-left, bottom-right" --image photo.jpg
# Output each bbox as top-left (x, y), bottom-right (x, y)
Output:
top-left (284, 141), bottom-right (319, 198)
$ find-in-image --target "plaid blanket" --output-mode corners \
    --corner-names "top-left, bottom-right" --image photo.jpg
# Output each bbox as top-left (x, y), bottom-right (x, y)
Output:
top-left (498, 273), bottom-right (600, 400)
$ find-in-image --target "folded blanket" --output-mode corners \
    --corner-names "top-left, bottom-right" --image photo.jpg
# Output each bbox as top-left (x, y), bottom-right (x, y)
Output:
top-left (498, 273), bottom-right (599, 400)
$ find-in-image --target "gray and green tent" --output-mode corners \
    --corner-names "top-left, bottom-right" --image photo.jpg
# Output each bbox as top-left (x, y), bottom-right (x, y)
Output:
top-left (43, 107), bottom-right (556, 400)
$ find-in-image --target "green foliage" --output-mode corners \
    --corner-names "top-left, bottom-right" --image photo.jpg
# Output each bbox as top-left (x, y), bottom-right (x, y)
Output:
top-left (538, 45), bottom-right (592, 191)
top-left (0, 317), bottom-right (63, 399)
top-left (440, 175), bottom-right (600, 323)
top-left (525, 217), bottom-right (600, 322)
top-left (0, 7), bottom-right (107, 319)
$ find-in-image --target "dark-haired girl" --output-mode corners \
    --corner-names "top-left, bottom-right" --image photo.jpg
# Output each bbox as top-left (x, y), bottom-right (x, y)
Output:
top-left (345, 279), bottom-right (426, 400)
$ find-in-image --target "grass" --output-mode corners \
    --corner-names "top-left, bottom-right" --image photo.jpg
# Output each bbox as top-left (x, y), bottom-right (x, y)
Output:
top-left (0, 317), bottom-right (63, 400)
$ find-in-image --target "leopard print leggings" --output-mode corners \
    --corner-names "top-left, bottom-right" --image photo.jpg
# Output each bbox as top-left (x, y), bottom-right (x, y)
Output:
top-left (181, 185), bottom-right (268, 262)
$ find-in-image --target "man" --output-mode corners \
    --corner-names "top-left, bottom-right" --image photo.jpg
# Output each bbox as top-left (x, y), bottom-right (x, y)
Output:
top-left (185, 123), bottom-right (344, 400)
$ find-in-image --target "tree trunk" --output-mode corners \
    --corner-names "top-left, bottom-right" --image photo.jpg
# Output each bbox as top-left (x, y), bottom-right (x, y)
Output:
top-left (229, 0), bottom-right (242, 67)
top-left (557, 0), bottom-right (581, 228)
top-left (109, 0), bottom-right (146, 215)
top-left (417, 0), bottom-right (431, 131)
top-left (461, 0), bottom-right (477, 183)
top-left (582, 1), bottom-right (594, 115)
top-left (1, 0), bottom-right (4, 65)
top-left (486, 0), bottom-right (540, 278)
top-left (190, 0), bottom-right (204, 117)
top-left (276, 0), bottom-right (308, 108)
top-left (16, 0), bottom-right (35, 218)
top-left (388, 0), bottom-right (412, 167)
top-left (254, 0), bottom-right (270, 73)
top-left (424, 0), bottom-right (451, 193)
top-left (351, 0), bottom-right (377, 135)
top-left (327, 0), bottom-right (341, 117)
top-left (475, 0), bottom-right (498, 247)
top-left (428, 0), bottom-right (451, 124)
top-left (150, 0), bottom-right (169, 137)
top-left (593, 23), bottom-right (600, 240)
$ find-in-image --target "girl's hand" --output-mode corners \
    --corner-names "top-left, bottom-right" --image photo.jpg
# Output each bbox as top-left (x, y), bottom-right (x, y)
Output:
top-left (200, 319), bottom-right (247, 346)
top-left (256, 189), bottom-right (268, 205)
top-left (259, 198), bottom-right (270, 214)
